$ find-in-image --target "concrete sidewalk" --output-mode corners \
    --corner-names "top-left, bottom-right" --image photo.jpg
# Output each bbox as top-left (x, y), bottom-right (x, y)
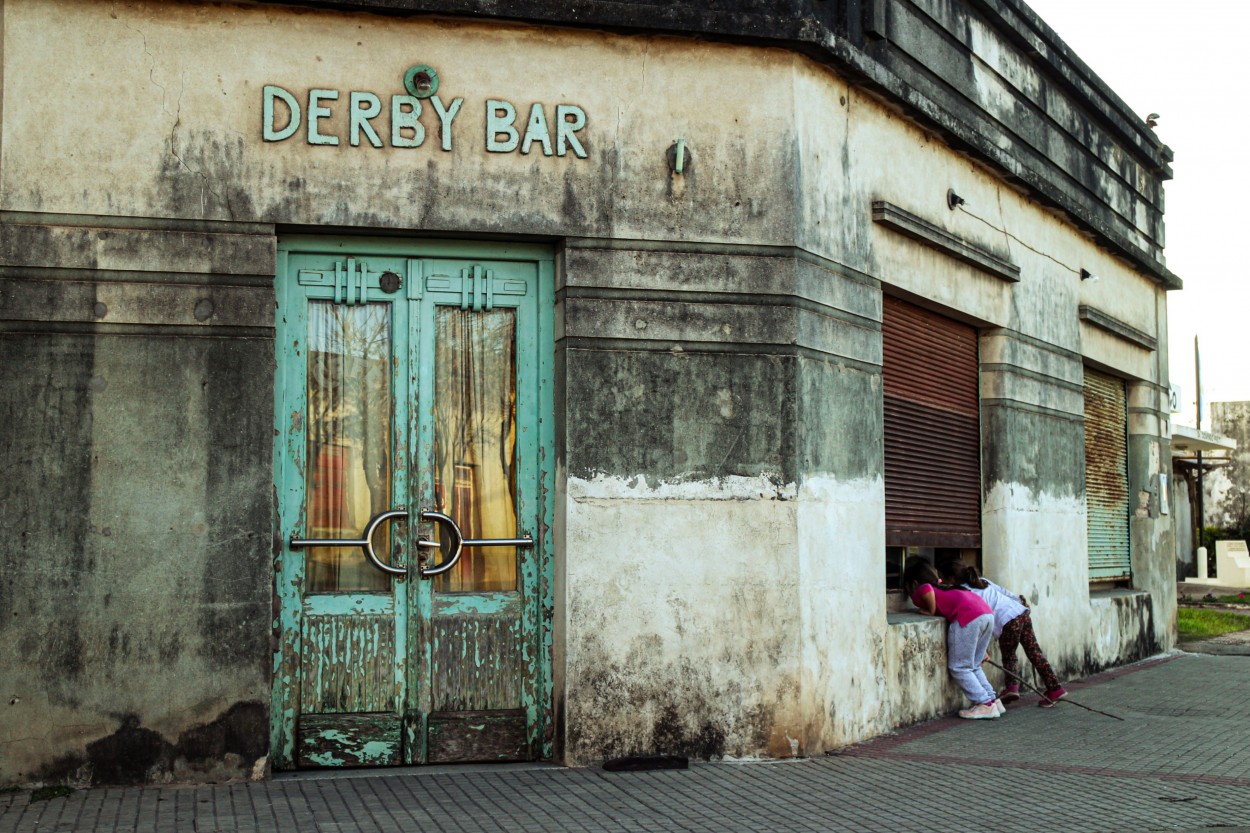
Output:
top-left (1177, 580), bottom-right (1250, 600)
top-left (3, 652), bottom-right (1249, 833)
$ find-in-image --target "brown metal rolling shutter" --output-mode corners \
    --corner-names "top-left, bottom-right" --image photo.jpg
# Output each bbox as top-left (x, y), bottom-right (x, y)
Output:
top-left (882, 296), bottom-right (981, 548)
top-left (1084, 368), bottom-right (1130, 580)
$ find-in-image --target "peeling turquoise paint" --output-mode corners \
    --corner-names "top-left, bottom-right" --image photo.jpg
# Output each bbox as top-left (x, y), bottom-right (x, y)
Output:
top-left (314, 729), bottom-right (350, 744)
top-left (435, 593), bottom-right (516, 616)
top-left (360, 741), bottom-right (395, 763)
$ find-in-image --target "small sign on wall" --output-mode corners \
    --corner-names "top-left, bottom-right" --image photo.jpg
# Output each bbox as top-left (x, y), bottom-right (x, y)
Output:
top-left (1168, 383), bottom-right (1182, 413)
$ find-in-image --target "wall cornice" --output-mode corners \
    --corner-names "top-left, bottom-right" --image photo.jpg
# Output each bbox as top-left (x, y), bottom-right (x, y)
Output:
top-left (260, 0), bottom-right (1180, 289)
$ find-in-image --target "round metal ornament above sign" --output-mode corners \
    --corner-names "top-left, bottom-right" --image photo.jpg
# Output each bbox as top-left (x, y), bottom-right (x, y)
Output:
top-left (403, 65), bottom-right (439, 99)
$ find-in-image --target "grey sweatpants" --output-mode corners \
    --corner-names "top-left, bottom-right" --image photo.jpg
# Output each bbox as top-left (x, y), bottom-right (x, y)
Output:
top-left (947, 613), bottom-right (996, 704)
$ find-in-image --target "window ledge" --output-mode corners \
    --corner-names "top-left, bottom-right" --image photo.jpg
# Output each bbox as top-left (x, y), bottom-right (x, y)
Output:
top-left (1089, 588), bottom-right (1146, 601)
top-left (887, 612), bottom-right (941, 627)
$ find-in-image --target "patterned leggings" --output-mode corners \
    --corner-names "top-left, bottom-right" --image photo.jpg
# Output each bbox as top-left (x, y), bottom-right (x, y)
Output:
top-left (999, 610), bottom-right (1060, 692)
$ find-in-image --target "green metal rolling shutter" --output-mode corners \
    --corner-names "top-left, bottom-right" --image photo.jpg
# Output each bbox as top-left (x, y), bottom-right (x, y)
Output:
top-left (1084, 368), bottom-right (1130, 580)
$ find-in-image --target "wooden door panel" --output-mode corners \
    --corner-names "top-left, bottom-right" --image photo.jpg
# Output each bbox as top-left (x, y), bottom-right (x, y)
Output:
top-left (426, 710), bottom-right (529, 763)
top-left (297, 713), bottom-right (403, 767)
top-left (300, 613), bottom-right (398, 713)
top-left (431, 614), bottom-right (523, 711)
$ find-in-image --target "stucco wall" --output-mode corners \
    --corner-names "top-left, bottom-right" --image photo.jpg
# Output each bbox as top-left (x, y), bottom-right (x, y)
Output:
top-left (0, 326), bottom-right (274, 785)
top-left (1, 1), bottom-right (798, 240)
top-left (1207, 402), bottom-right (1250, 531)
top-left (0, 0), bottom-right (1176, 781)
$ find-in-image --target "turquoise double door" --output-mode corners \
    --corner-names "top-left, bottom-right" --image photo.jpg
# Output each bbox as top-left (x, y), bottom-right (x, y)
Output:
top-left (272, 237), bottom-right (553, 769)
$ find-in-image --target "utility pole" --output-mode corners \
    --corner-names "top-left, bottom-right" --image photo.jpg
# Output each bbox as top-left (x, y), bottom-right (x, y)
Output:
top-left (1195, 336), bottom-right (1205, 577)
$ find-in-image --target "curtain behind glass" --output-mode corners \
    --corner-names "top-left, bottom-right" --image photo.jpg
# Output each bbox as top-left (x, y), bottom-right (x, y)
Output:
top-left (434, 307), bottom-right (517, 593)
top-left (305, 302), bottom-right (393, 593)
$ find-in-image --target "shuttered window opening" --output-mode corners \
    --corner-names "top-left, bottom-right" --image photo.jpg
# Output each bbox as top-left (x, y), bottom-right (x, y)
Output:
top-left (1084, 367), bottom-right (1130, 581)
top-left (882, 296), bottom-right (981, 549)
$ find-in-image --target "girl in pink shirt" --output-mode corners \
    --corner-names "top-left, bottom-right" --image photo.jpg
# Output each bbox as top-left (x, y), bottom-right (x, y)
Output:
top-left (938, 560), bottom-right (1067, 707)
top-left (902, 560), bottom-right (1001, 719)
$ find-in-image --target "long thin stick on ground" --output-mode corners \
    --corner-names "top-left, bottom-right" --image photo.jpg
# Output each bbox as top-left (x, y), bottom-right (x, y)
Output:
top-left (985, 657), bottom-right (1124, 721)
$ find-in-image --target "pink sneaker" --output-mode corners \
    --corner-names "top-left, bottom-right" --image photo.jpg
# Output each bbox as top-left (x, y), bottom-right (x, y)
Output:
top-left (1000, 684), bottom-right (1020, 704)
top-left (1038, 687), bottom-right (1067, 708)
top-left (958, 702), bottom-right (1000, 719)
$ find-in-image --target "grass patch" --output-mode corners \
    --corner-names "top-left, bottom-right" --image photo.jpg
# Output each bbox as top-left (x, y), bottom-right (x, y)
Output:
top-left (28, 786), bottom-right (72, 803)
top-left (1178, 608), bottom-right (1250, 640)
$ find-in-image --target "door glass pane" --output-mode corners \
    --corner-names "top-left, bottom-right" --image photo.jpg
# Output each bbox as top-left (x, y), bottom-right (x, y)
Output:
top-left (433, 307), bottom-right (518, 593)
top-left (305, 301), bottom-right (393, 593)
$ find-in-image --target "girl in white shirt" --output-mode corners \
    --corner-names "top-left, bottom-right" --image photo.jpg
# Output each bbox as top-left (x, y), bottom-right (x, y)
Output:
top-left (938, 561), bottom-right (1067, 708)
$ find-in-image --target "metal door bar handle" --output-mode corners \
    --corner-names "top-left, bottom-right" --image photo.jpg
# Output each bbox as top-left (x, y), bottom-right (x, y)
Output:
top-left (417, 510), bottom-right (534, 579)
top-left (290, 509), bottom-right (409, 576)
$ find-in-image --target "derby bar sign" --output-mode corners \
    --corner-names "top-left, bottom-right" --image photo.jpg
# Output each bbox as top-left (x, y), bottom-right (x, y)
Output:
top-left (262, 64), bottom-right (588, 158)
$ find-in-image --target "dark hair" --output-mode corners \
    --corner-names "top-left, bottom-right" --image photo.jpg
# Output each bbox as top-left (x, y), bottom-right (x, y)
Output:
top-left (937, 558), bottom-right (988, 590)
top-left (901, 558), bottom-right (947, 596)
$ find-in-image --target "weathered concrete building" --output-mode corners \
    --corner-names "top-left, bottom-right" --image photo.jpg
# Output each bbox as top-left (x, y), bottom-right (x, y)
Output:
top-left (0, 0), bottom-right (1180, 785)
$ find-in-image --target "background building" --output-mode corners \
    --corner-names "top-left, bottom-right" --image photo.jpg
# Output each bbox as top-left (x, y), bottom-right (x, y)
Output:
top-left (1170, 421), bottom-right (1237, 578)
top-left (0, 0), bottom-right (1179, 785)
top-left (1206, 403), bottom-right (1250, 534)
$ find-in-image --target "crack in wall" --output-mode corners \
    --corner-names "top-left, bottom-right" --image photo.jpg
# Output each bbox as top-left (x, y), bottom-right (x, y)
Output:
top-left (115, 5), bottom-right (230, 218)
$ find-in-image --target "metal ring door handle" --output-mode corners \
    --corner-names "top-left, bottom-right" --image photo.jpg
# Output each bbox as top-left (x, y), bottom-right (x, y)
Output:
top-left (289, 508), bottom-right (409, 576)
top-left (417, 510), bottom-right (534, 579)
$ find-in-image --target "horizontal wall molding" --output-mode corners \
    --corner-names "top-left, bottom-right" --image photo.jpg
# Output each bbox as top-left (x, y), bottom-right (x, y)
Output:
top-left (981, 326), bottom-right (1083, 365)
top-left (563, 236), bottom-right (880, 288)
top-left (980, 368), bottom-right (1085, 419)
top-left (561, 296), bottom-right (880, 365)
top-left (871, 200), bottom-right (1021, 283)
top-left (0, 266), bottom-right (277, 288)
top-left (1128, 405), bottom-right (1169, 418)
top-left (981, 396), bottom-right (1085, 424)
top-left (565, 236), bottom-right (798, 258)
top-left (1, 210), bottom-right (274, 237)
top-left (560, 338), bottom-right (882, 375)
top-left (563, 246), bottom-right (883, 332)
top-left (0, 320), bottom-right (273, 339)
top-left (559, 286), bottom-right (881, 333)
top-left (0, 222), bottom-right (276, 278)
top-left (980, 362), bottom-right (1085, 395)
top-left (0, 278), bottom-right (273, 331)
top-left (1078, 304), bottom-right (1157, 351)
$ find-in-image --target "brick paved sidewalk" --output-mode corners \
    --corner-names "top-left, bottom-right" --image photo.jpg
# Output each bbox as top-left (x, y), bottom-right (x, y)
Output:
top-left (3, 652), bottom-right (1248, 833)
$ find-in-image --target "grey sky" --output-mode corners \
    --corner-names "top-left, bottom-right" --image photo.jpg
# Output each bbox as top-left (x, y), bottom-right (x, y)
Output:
top-left (1022, 0), bottom-right (1250, 429)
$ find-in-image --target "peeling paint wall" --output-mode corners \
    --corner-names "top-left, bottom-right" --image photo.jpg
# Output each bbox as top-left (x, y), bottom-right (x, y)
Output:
top-left (0, 328), bottom-right (274, 785)
top-left (1, 0), bottom-right (1176, 782)
top-left (2, 1), bottom-right (798, 238)
top-left (563, 474), bottom-right (802, 760)
top-left (1207, 402), bottom-right (1250, 530)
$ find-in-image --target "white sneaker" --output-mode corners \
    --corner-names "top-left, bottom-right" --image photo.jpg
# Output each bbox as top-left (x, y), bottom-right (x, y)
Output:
top-left (958, 702), bottom-right (1000, 719)
top-left (993, 698), bottom-right (1006, 716)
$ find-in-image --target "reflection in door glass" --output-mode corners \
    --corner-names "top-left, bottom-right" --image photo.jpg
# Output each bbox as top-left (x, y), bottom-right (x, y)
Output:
top-left (434, 307), bottom-right (518, 593)
top-left (305, 301), bottom-right (393, 593)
